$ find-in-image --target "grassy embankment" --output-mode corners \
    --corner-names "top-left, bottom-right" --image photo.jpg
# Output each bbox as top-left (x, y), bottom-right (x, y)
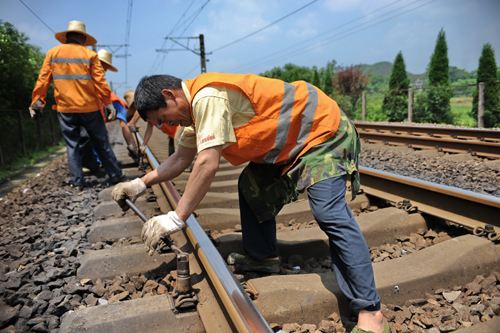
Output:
top-left (354, 94), bottom-right (475, 126)
top-left (0, 142), bottom-right (64, 184)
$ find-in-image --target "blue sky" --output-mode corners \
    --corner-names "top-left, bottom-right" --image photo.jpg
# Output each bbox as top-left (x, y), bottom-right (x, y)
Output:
top-left (1, 0), bottom-right (499, 97)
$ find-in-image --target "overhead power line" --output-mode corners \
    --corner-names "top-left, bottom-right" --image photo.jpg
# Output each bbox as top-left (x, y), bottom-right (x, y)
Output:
top-left (232, 0), bottom-right (410, 71)
top-left (150, 0), bottom-right (210, 74)
top-left (211, 0), bottom-right (319, 53)
top-left (149, 0), bottom-right (196, 73)
top-left (17, 0), bottom-right (55, 33)
top-left (279, 0), bottom-right (436, 67)
top-left (178, 0), bottom-right (210, 35)
top-left (231, 0), bottom-right (434, 72)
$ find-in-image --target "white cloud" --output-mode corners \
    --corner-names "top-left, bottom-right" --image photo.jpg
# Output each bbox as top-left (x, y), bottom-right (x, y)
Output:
top-left (194, 0), bottom-right (281, 50)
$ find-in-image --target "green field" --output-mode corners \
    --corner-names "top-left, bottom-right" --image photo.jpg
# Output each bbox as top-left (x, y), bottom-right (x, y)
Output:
top-left (355, 94), bottom-right (476, 127)
top-left (450, 96), bottom-right (475, 127)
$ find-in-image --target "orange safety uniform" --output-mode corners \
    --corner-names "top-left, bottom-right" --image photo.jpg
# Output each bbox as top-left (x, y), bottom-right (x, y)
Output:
top-left (185, 73), bottom-right (341, 167)
top-left (31, 43), bottom-right (111, 112)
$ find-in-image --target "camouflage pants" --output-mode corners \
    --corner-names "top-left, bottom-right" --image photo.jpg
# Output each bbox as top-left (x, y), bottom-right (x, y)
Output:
top-left (238, 111), bottom-right (360, 223)
top-left (238, 162), bottom-right (298, 223)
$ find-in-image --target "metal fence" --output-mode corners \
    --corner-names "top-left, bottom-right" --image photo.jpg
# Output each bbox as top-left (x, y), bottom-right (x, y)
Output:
top-left (0, 108), bottom-right (61, 166)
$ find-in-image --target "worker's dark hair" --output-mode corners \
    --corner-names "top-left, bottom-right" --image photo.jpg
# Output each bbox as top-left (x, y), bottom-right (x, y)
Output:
top-left (135, 75), bottom-right (182, 121)
top-left (66, 32), bottom-right (86, 44)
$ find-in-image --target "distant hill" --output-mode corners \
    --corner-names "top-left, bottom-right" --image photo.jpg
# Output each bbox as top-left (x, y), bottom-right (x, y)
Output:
top-left (355, 61), bottom-right (393, 78)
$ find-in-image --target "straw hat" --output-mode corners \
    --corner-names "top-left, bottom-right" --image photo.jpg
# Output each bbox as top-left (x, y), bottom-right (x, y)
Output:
top-left (55, 20), bottom-right (96, 46)
top-left (97, 49), bottom-right (118, 72)
top-left (123, 90), bottom-right (136, 113)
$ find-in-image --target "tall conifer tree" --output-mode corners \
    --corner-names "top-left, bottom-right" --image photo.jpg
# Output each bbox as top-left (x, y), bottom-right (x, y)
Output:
top-left (382, 51), bottom-right (409, 121)
top-left (423, 29), bottom-right (452, 123)
top-left (472, 43), bottom-right (500, 127)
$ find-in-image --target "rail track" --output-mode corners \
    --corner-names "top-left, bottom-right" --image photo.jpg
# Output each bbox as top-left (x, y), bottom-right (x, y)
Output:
top-left (355, 122), bottom-right (500, 159)
top-left (59, 122), bottom-right (500, 333)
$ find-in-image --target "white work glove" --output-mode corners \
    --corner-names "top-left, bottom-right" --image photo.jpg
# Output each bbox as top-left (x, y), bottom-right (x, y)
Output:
top-left (105, 103), bottom-right (116, 121)
top-left (139, 144), bottom-right (147, 156)
top-left (29, 100), bottom-right (43, 118)
top-left (141, 211), bottom-right (185, 255)
top-left (111, 177), bottom-right (147, 210)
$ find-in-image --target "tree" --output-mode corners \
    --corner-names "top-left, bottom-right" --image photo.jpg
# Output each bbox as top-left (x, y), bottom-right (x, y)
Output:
top-left (382, 51), bottom-right (410, 121)
top-left (424, 29), bottom-right (452, 123)
top-left (0, 21), bottom-right (53, 164)
top-left (311, 66), bottom-right (321, 88)
top-left (471, 43), bottom-right (500, 127)
top-left (320, 60), bottom-right (335, 96)
top-left (428, 29), bottom-right (449, 86)
top-left (333, 66), bottom-right (368, 117)
top-left (261, 63), bottom-right (312, 83)
top-left (0, 21), bottom-right (45, 110)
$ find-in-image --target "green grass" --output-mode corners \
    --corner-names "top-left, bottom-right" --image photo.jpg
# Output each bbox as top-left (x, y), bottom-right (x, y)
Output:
top-left (0, 142), bottom-right (64, 184)
top-left (450, 96), bottom-right (475, 127)
top-left (365, 94), bottom-right (387, 121)
top-left (353, 94), bottom-right (476, 126)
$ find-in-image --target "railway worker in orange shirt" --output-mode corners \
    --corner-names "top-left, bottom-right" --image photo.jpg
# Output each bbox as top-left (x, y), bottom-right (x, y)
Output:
top-left (29, 20), bottom-right (123, 189)
top-left (112, 73), bottom-right (388, 333)
top-left (96, 50), bottom-right (139, 159)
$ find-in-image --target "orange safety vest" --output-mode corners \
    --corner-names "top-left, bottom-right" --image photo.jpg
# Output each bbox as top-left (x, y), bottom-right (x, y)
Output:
top-left (185, 73), bottom-right (341, 167)
top-left (31, 43), bottom-right (111, 112)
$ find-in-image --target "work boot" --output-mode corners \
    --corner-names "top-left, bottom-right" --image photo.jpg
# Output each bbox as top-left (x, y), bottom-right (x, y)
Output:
top-left (69, 180), bottom-right (87, 191)
top-left (227, 253), bottom-right (280, 274)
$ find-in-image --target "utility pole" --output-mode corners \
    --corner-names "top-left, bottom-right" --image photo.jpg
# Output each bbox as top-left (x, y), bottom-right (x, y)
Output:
top-left (199, 34), bottom-right (207, 73)
top-left (361, 91), bottom-right (366, 121)
top-left (478, 82), bottom-right (485, 128)
top-left (407, 87), bottom-right (413, 123)
top-left (156, 34), bottom-right (210, 74)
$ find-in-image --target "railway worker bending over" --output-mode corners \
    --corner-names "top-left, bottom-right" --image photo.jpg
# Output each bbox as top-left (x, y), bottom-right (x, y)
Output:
top-left (97, 49), bottom-right (139, 159)
top-left (111, 73), bottom-right (389, 333)
top-left (29, 20), bottom-right (123, 189)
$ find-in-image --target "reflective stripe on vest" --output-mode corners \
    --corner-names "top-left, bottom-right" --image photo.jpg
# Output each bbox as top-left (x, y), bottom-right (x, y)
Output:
top-left (261, 82), bottom-right (295, 163)
top-left (53, 74), bottom-right (91, 80)
top-left (285, 83), bottom-right (318, 161)
top-left (261, 82), bottom-right (319, 163)
top-left (51, 58), bottom-right (90, 65)
top-left (186, 73), bottom-right (340, 167)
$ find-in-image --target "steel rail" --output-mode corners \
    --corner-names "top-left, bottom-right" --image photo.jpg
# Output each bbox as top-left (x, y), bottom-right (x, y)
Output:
top-left (136, 133), bottom-right (273, 333)
top-left (357, 130), bottom-right (500, 158)
top-left (355, 122), bottom-right (500, 141)
top-left (359, 166), bottom-right (500, 234)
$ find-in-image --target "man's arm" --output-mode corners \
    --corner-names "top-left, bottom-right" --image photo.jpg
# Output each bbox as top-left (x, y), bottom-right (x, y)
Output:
top-left (128, 110), bottom-right (141, 126)
top-left (141, 144), bottom-right (197, 187)
top-left (175, 145), bottom-right (222, 220)
top-left (31, 53), bottom-right (53, 107)
top-left (143, 123), bottom-right (153, 145)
